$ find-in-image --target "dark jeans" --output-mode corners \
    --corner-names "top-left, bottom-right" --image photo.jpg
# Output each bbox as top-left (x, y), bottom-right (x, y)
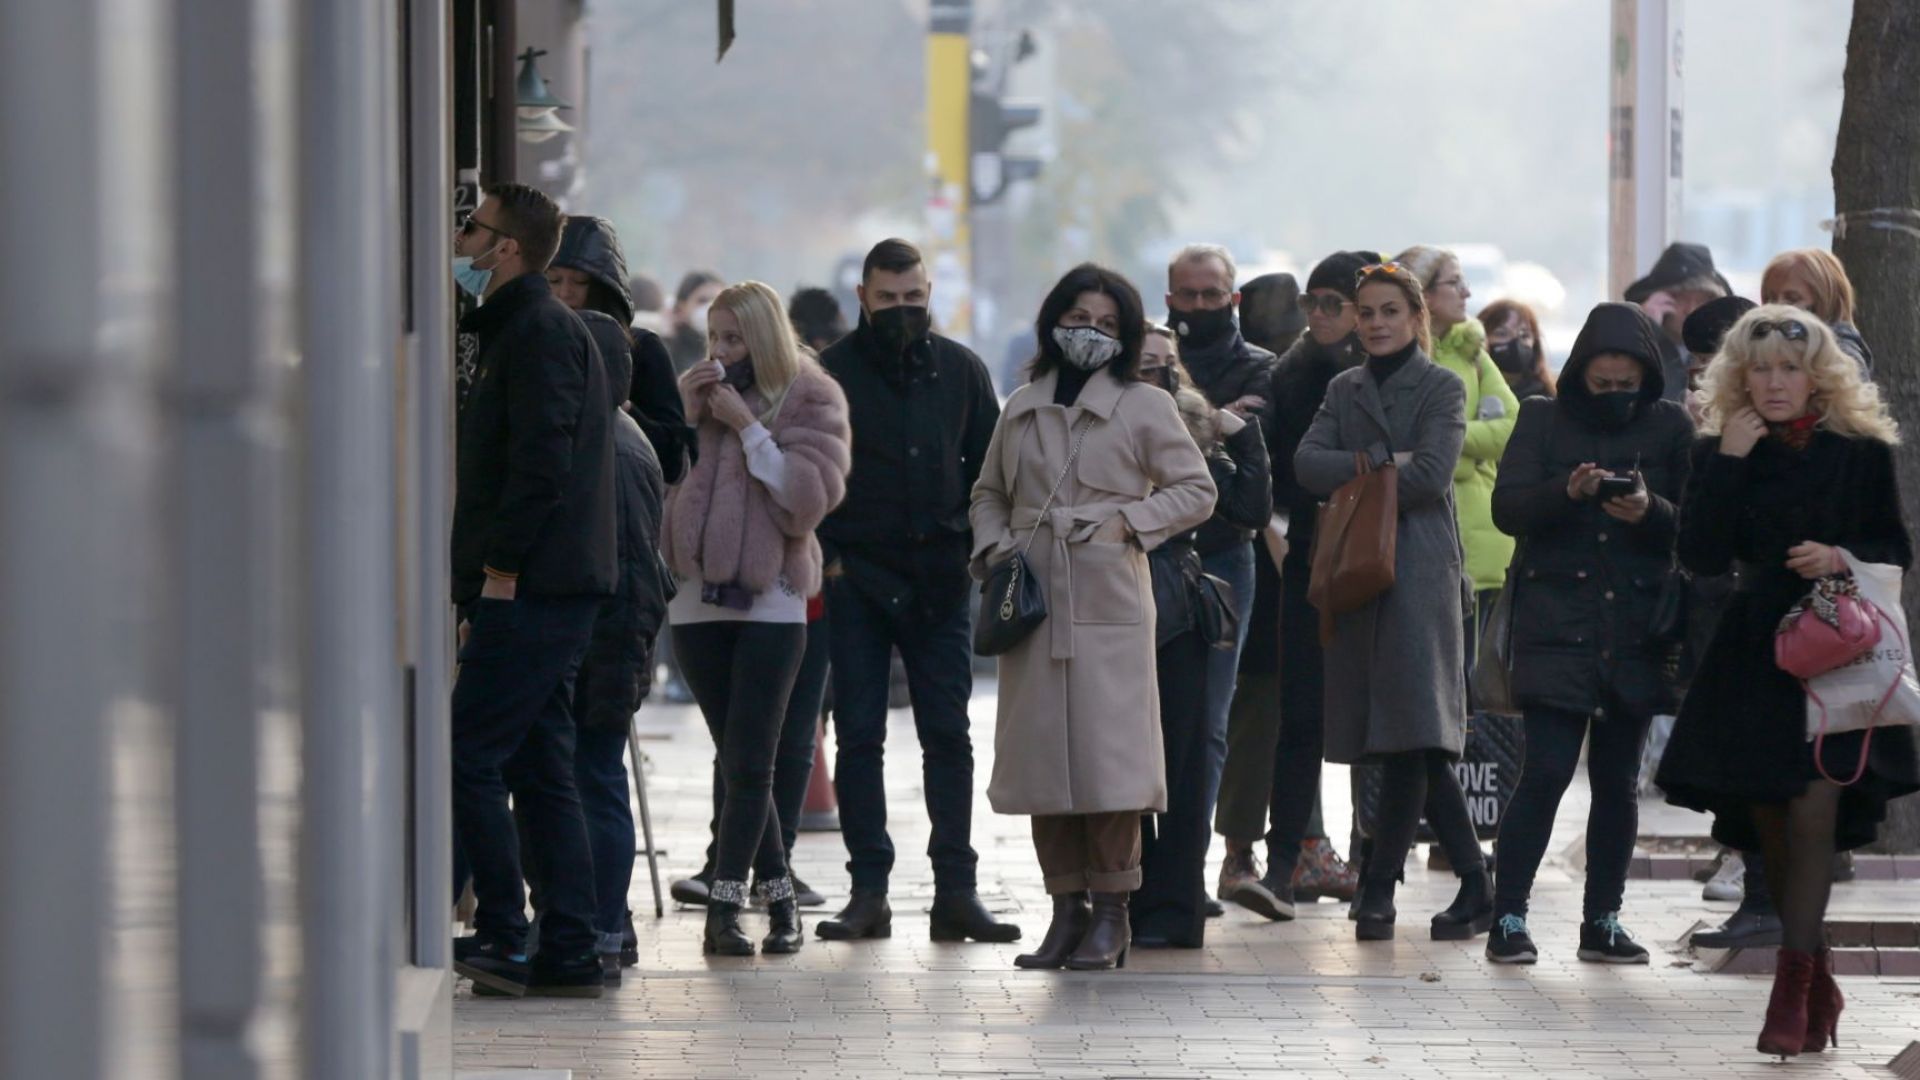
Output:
top-left (451, 594), bottom-right (602, 958)
top-left (1494, 702), bottom-right (1651, 922)
top-left (1199, 542), bottom-right (1256, 817)
top-left (674, 621), bottom-right (807, 886)
top-left (575, 722), bottom-right (636, 951)
top-left (1367, 750), bottom-right (1485, 886)
top-left (1265, 566), bottom-right (1326, 872)
top-left (699, 615), bottom-right (830, 873)
top-left (826, 576), bottom-right (978, 893)
top-left (1133, 629), bottom-right (1213, 945)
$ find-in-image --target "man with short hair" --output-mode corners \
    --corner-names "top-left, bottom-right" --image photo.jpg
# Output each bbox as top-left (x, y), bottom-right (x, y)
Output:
top-left (813, 238), bottom-right (1017, 943)
top-left (450, 182), bottom-right (616, 998)
top-left (1162, 243), bottom-right (1276, 884)
top-left (1623, 241), bottom-right (1730, 405)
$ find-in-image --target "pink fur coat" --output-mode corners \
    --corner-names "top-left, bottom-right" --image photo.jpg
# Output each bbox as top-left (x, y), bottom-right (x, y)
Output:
top-left (662, 364), bottom-right (851, 598)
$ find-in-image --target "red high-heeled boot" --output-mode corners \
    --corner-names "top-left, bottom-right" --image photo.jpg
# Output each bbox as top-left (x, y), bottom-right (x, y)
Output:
top-left (1756, 948), bottom-right (1817, 1058)
top-left (1803, 947), bottom-right (1843, 1052)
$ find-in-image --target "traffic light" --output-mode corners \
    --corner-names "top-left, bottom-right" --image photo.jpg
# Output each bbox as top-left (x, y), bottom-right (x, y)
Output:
top-left (969, 90), bottom-right (1042, 206)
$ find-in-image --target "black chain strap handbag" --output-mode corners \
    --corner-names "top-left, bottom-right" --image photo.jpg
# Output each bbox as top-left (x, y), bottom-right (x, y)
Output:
top-left (973, 416), bottom-right (1094, 657)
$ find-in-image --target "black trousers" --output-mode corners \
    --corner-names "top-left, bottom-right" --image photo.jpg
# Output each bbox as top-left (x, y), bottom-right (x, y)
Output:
top-left (1265, 566), bottom-right (1327, 872)
top-left (1367, 750), bottom-right (1485, 886)
top-left (1133, 629), bottom-right (1213, 945)
top-left (674, 621), bottom-right (806, 886)
top-left (826, 576), bottom-right (979, 893)
top-left (1494, 702), bottom-right (1650, 922)
top-left (451, 595), bottom-right (602, 958)
top-left (699, 614), bottom-right (830, 873)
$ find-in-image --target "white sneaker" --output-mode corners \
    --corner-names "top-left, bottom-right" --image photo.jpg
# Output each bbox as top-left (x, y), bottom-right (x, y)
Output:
top-left (1702, 852), bottom-right (1745, 902)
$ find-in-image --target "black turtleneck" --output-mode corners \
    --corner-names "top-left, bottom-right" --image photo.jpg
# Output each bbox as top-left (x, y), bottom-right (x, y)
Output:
top-left (1053, 363), bottom-right (1096, 406)
top-left (1367, 339), bottom-right (1418, 384)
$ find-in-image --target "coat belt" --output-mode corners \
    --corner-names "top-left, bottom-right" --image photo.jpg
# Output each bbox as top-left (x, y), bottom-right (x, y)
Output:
top-left (1009, 504), bottom-right (1113, 661)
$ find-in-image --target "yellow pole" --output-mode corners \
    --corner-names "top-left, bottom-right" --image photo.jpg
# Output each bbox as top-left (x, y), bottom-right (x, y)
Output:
top-left (926, 0), bottom-right (971, 340)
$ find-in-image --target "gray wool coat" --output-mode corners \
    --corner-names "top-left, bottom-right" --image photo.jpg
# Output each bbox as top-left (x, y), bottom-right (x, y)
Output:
top-left (1294, 351), bottom-right (1470, 764)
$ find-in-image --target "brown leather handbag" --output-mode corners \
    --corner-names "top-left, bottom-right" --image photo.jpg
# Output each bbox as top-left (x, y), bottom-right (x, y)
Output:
top-left (1307, 451), bottom-right (1398, 643)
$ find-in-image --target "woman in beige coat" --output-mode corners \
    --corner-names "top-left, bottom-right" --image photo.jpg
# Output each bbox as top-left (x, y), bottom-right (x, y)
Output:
top-left (970, 264), bottom-right (1216, 971)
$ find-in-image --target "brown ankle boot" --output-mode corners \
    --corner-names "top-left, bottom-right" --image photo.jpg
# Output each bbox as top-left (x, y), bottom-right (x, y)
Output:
top-left (1803, 947), bottom-right (1843, 1052)
top-left (1014, 893), bottom-right (1090, 970)
top-left (1756, 948), bottom-right (1816, 1058)
top-left (1063, 892), bottom-right (1130, 970)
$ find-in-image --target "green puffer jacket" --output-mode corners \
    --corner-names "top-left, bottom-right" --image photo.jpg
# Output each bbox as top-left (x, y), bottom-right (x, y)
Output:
top-left (1431, 317), bottom-right (1519, 591)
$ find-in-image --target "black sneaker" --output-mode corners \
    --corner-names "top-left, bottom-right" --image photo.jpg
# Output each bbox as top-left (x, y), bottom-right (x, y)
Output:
top-left (620, 910), bottom-right (639, 967)
top-left (457, 952), bottom-right (530, 998)
top-left (1691, 907), bottom-right (1783, 950)
top-left (599, 952), bottom-right (622, 987)
top-left (524, 954), bottom-right (607, 998)
top-left (793, 876), bottom-right (828, 908)
top-left (670, 868), bottom-right (714, 907)
top-left (1576, 913), bottom-right (1649, 964)
top-left (1485, 914), bottom-right (1538, 965)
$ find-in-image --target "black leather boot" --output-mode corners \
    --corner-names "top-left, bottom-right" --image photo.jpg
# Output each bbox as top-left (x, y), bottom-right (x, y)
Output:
top-left (702, 898), bottom-right (755, 957)
top-left (1348, 837), bottom-right (1374, 922)
top-left (1014, 893), bottom-right (1090, 970)
top-left (1354, 875), bottom-right (1398, 942)
top-left (1430, 867), bottom-right (1494, 941)
top-left (815, 889), bottom-right (892, 941)
top-left (1063, 892), bottom-right (1130, 970)
top-left (931, 890), bottom-right (1022, 943)
top-left (760, 877), bottom-right (804, 954)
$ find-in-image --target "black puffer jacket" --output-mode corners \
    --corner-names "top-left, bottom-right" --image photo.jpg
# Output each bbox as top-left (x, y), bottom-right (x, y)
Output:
top-left (1179, 329), bottom-right (1277, 415)
top-left (1195, 416), bottom-right (1272, 555)
top-left (452, 273), bottom-right (616, 605)
top-left (1491, 303), bottom-right (1696, 718)
top-left (550, 217), bottom-right (694, 482)
top-left (573, 310), bottom-right (673, 724)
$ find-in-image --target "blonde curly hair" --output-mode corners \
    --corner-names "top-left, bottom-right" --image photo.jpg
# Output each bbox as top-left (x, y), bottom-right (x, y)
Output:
top-left (1699, 304), bottom-right (1898, 444)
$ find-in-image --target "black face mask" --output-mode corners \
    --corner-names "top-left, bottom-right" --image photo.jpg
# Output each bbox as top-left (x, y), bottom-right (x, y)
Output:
top-left (867, 304), bottom-right (931, 356)
top-left (1144, 366), bottom-right (1177, 393)
top-left (722, 358), bottom-right (755, 392)
top-left (1592, 389), bottom-right (1639, 429)
top-left (1171, 304), bottom-right (1236, 349)
top-left (1489, 339), bottom-right (1535, 375)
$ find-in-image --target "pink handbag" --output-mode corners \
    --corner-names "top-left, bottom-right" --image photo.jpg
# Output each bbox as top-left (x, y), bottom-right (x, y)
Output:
top-left (1775, 575), bottom-right (1882, 680)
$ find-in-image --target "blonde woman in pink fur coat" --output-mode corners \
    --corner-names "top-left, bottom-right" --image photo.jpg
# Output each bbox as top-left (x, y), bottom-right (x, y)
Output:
top-left (662, 281), bottom-right (851, 957)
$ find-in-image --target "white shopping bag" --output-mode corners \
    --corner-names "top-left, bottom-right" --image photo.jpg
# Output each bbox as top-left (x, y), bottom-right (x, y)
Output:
top-left (1803, 550), bottom-right (1920, 770)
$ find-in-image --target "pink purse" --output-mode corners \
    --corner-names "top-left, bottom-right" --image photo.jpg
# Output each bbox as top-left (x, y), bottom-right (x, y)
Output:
top-left (1774, 575), bottom-right (1882, 680)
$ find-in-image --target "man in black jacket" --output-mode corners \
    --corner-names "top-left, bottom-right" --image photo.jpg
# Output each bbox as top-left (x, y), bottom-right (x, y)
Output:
top-left (812, 239), bottom-right (1018, 944)
top-left (450, 183), bottom-right (615, 998)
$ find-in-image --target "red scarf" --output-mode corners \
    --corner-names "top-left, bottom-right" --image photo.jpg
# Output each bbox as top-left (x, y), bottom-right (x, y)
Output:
top-left (1767, 412), bottom-right (1821, 449)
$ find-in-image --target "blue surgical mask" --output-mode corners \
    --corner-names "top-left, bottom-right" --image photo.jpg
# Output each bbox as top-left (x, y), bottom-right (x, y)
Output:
top-left (453, 239), bottom-right (504, 299)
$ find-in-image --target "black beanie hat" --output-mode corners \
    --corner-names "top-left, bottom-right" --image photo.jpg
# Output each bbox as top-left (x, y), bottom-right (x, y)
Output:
top-left (1306, 250), bottom-right (1383, 300)
top-left (1681, 295), bottom-right (1756, 358)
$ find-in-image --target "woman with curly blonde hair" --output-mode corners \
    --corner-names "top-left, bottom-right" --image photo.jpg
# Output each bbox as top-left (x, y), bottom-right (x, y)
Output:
top-left (1656, 305), bottom-right (1918, 1058)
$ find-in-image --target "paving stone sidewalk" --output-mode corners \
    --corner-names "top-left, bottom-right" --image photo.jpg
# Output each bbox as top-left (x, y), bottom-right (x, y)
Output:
top-left (455, 685), bottom-right (1920, 1079)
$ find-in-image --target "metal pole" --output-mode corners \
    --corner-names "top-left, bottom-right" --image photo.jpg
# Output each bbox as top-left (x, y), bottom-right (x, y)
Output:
top-left (407, 0), bottom-right (457, 972)
top-left (1608, 0), bottom-right (1685, 299)
top-left (0, 3), bottom-right (131, 1077)
top-left (170, 0), bottom-right (272, 1077)
top-left (297, 0), bottom-right (403, 1074)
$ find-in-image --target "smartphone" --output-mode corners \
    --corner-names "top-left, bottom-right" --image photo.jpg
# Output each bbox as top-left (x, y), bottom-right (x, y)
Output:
top-left (1595, 475), bottom-right (1639, 500)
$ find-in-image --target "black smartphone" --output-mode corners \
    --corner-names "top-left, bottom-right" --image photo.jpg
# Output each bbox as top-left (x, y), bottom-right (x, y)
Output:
top-left (1595, 475), bottom-right (1639, 500)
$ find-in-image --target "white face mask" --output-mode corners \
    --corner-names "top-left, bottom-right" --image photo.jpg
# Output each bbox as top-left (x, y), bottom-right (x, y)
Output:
top-left (1052, 325), bottom-right (1122, 370)
top-left (688, 302), bottom-right (712, 337)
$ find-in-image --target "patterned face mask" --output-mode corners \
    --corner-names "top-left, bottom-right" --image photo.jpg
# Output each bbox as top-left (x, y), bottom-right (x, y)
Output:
top-left (1052, 325), bottom-right (1122, 371)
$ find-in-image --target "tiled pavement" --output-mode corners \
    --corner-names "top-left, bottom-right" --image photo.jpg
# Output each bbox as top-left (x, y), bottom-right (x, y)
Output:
top-left (454, 685), bottom-right (1920, 1079)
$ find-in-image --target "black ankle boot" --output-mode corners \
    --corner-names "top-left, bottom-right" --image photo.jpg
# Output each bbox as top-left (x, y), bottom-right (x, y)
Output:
top-left (1354, 876), bottom-right (1398, 941)
top-left (1015, 893), bottom-right (1091, 969)
top-left (763, 899), bottom-right (804, 955)
top-left (1431, 867), bottom-right (1494, 941)
top-left (1064, 892), bottom-right (1130, 970)
top-left (931, 890), bottom-right (1023, 943)
top-left (1348, 837), bottom-right (1374, 922)
top-left (703, 881), bottom-right (755, 956)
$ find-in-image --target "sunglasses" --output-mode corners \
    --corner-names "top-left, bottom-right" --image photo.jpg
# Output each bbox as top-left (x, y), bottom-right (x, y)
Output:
top-left (458, 213), bottom-right (515, 242)
top-left (1749, 318), bottom-right (1808, 342)
top-left (1355, 261), bottom-right (1414, 284)
top-left (1297, 294), bottom-right (1352, 316)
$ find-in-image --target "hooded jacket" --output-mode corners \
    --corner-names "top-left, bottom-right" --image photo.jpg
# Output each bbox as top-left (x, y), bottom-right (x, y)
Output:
top-left (549, 216), bottom-right (693, 482)
top-left (1491, 302), bottom-right (1696, 717)
top-left (1430, 317), bottom-right (1519, 591)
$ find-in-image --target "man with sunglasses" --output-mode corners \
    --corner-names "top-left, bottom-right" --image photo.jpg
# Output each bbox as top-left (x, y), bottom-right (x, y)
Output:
top-left (450, 182), bottom-right (618, 999)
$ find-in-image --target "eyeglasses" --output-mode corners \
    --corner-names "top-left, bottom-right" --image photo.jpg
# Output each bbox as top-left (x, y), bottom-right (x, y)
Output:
top-left (1355, 261), bottom-right (1414, 284)
top-left (1170, 287), bottom-right (1232, 307)
top-left (1298, 294), bottom-right (1352, 316)
top-left (1750, 319), bottom-right (1808, 342)
top-left (458, 213), bottom-right (515, 242)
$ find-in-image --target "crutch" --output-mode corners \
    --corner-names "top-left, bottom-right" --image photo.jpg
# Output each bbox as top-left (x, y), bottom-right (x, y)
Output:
top-left (628, 714), bottom-right (665, 918)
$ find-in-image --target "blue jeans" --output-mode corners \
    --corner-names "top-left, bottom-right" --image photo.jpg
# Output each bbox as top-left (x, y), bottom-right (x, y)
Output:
top-left (825, 576), bottom-right (978, 893)
top-left (1199, 543), bottom-right (1256, 817)
top-left (574, 721), bottom-right (635, 953)
top-left (451, 594), bottom-right (601, 959)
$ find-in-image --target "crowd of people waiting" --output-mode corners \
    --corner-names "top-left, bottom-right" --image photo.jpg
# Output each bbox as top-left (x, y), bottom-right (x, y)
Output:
top-left (444, 180), bottom-right (1918, 1061)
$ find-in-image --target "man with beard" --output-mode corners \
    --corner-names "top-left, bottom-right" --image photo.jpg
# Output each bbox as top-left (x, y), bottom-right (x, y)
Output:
top-left (813, 238), bottom-right (1018, 944)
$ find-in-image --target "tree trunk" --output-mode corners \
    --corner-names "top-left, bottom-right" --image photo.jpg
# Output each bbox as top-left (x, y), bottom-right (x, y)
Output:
top-left (1834, 0), bottom-right (1920, 853)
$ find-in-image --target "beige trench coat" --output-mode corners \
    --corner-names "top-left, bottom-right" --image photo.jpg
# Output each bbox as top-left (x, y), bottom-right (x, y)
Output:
top-left (969, 369), bottom-right (1216, 815)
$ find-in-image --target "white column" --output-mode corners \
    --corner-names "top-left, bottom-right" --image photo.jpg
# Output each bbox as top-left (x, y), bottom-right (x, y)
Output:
top-left (296, 0), bottom-right (404, 1075)
top-left (1608, 0), bottom-right (1686, 299)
